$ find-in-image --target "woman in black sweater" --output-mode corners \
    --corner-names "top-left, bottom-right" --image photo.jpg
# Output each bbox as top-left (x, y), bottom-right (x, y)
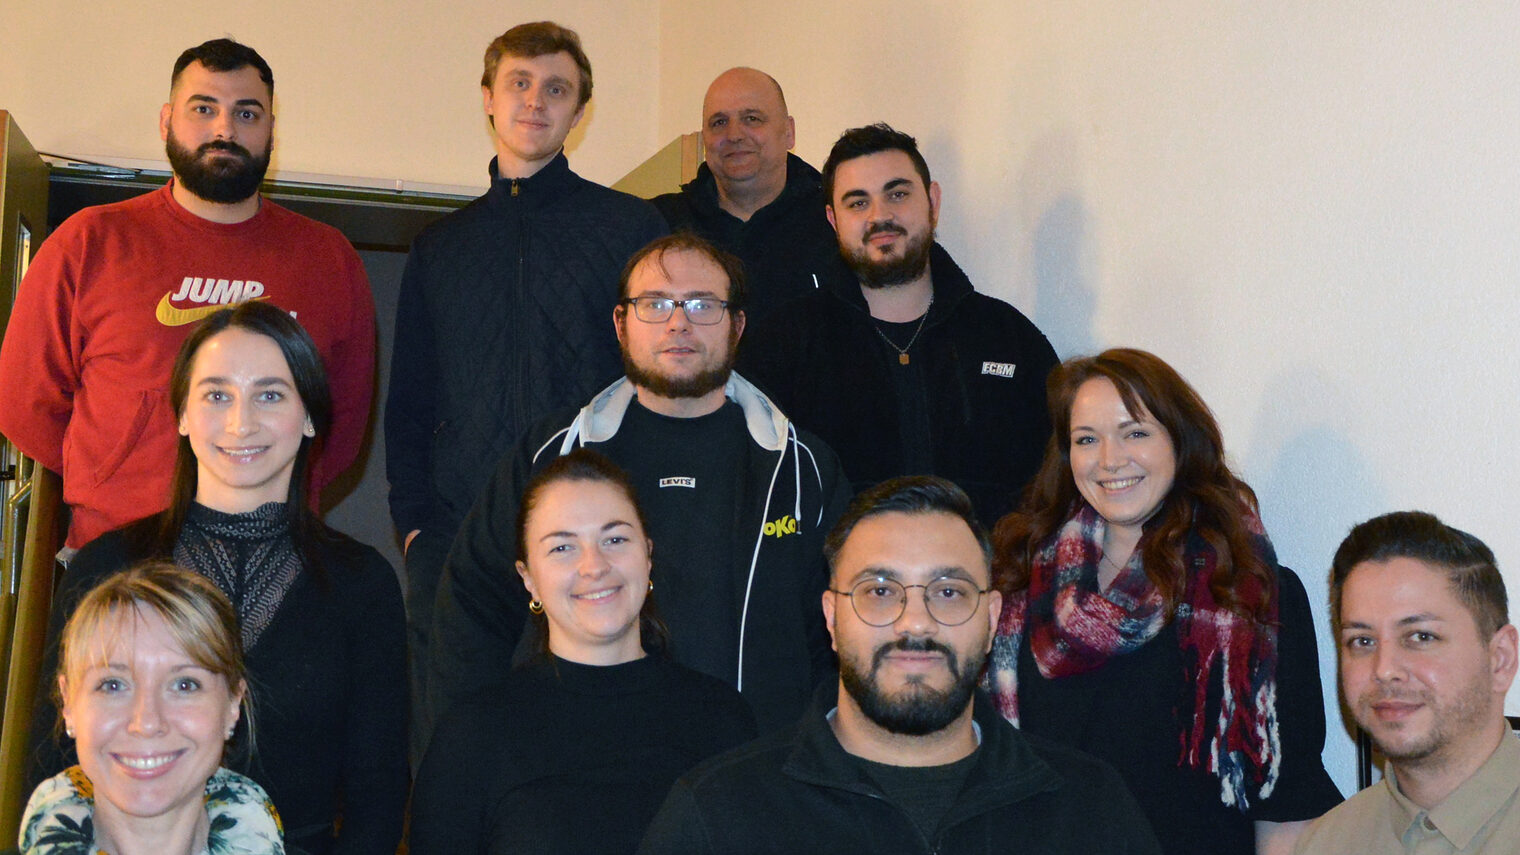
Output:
top-left (409, 449), bottom-right (757, 855)
top-left (28, 302), bottom-right (407, 855)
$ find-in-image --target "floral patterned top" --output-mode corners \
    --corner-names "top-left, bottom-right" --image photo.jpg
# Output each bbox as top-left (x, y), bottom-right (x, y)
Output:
top-left (18, 765), bottom-right (283, 855)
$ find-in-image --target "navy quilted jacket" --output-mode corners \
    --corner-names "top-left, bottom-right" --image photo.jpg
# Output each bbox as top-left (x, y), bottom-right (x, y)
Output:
top-left (385, 154), bottom-right (667, 537)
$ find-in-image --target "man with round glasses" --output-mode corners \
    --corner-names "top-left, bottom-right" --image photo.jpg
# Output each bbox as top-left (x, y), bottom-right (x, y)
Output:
top-left (638, 476), bottom-right (1161, 854)
top-left (430, 232), bottom-right (852, 737)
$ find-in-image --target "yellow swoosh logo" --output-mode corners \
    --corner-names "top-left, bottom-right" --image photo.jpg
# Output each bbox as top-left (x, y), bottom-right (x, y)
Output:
top-left (155, 293), bottom-right (266, 326)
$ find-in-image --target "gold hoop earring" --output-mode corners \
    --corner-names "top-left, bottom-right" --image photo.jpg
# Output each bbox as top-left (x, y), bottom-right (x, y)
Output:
top-left (528, 599), bottom-right (544, 615)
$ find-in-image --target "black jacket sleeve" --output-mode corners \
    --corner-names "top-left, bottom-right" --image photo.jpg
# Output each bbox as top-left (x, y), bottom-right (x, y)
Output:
top-left (636, 780), bottom-right (715, 855)
top-left (384, 241), bottom-right (441, 536)
top-left (807, 436), bottom-right (853, 686)
top-left (408, 701), bottom-right (489, 855)
top-left (425, 430), bottom-right (546, 726)
top-left (1248, 565), bottom-right (1343, 821)
top-left (332, 544), bottom-right (410, 855)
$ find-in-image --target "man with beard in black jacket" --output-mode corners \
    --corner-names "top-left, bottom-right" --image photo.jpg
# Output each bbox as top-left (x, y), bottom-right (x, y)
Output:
top-left (638, 477), bottom-right (1160, 855)
top-left (429, 233), bottom-right (851, 737)
top-left (739, 124), bottom-right (1059, 527)
top-left (652, 67), bottom-right (837, 323)
top-left (386, 21), bottom-right (666, 759)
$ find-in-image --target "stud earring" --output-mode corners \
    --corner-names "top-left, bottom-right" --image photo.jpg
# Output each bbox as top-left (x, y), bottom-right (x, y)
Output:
top-left (65, 724), bottom-right (75, 739)
top-left (528, 599), bottom-right (544, 615)
top-left (647, 580), bottom-right (654, 592)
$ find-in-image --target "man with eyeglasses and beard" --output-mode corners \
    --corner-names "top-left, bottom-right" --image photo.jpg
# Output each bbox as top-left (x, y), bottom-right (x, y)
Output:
top-left (0, 38), bottom-right (374, 556)
top-left (428, 232), bottom-right (851, 737)
top-left (637, 476), bottom-right (1160, 855)
top-left (739, 124), bottom-right (1058, 528)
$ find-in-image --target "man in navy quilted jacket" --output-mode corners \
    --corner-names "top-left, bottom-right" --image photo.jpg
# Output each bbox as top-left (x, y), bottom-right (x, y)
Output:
top-left (385, 20), bottom-right (666, 762)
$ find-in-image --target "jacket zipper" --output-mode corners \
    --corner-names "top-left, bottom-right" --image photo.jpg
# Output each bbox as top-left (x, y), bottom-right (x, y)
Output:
top-left (510, 196), bottom-right (527, 434)
top-left (736, 446), bottom-right (788, 693)
top-left (857, 789), bottom-right (940, 854)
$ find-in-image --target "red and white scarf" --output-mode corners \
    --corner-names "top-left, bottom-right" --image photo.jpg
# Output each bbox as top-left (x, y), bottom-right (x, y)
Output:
top-left (988, 503), bottom-right (1281, 809)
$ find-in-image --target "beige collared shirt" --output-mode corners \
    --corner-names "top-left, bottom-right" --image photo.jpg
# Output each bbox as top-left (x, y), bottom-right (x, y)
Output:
top-left (1294, 732), bottom-right (1520, 854)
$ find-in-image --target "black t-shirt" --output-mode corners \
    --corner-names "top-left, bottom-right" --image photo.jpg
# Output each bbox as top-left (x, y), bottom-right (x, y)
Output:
top-left (874, 317), bottom-right (934, 475)
top-left (855, 747), bottom-right (981, 844)
top-left (597, 398), bottom-right (749, 685)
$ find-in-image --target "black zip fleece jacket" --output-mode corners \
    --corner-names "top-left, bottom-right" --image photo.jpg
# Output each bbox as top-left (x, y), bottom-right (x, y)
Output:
top-left (637, 688), bottom-right (1162, 855)
top-left (739, 243), bottom-right (1059, 526)
top-left (651, 154), bottom-right (838, 323)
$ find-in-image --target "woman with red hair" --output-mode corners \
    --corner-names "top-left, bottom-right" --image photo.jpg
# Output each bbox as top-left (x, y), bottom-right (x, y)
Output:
top-left (989, 348), bottom-right (1341, 855)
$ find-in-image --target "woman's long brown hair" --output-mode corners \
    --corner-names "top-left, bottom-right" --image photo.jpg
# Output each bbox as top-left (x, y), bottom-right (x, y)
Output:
top-left (991, 348), bottom-right (1275, 622)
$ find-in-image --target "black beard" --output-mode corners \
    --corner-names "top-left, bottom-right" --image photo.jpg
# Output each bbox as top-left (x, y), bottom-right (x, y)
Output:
top-left (166, 129), bottom-right (271, 204)
top-left (620, 328), bottom-right (739, 400)
top-left (839, 636), bottom-right (984, 736)
top-left (844, 223), bottom-right (934, 289)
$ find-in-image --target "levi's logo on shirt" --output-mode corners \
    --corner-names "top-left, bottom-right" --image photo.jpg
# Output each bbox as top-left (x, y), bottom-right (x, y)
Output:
top-left (659, 476), bottom-right (696, 488)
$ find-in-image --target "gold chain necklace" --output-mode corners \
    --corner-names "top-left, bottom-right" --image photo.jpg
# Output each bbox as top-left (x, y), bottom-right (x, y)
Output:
top-left (871, 294), bottom-right (934, 365)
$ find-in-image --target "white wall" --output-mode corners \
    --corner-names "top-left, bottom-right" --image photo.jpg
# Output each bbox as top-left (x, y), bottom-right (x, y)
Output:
top-left (7, 0), bottom-right (1520, 791)
top-left (0, 0), bottom-right (661, 191)
top-left (660, 0), bottom-right (1520, 793)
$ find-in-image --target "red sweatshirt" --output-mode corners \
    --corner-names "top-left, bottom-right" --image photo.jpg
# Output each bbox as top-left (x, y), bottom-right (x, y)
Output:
top-left (0, 182), bottom-right (375, 547)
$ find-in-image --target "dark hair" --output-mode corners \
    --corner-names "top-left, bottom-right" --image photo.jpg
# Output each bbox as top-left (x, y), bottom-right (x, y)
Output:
top-left (481, 21), bottom-right (593, 109)
top-left (821, 123), bottom-right (933, 205)
top-left (992, 348), bottom-right (1274, 621)
top-left (616, 231), bottom-right (749, 313)
top-left (172, 39), bottom-right (273, 97)
top-left (824, 476), bottom-right (992, 579)
top-left (1331, 511), bottom-right (1509, 639)
top-left (515, 449), bottom-right (669, 656)
top-left (58, 561), bottom-right (255, 758)
top-left (132, 302), bottom-right (334, 579)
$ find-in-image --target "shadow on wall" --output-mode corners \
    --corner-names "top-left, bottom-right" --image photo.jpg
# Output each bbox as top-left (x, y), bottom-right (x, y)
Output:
top-left (1018, 129), bottom-right (1096, 357)
top-left (1248, 367), bottom-right (1389, 597)
top-left (1248, 366), bottom-right (1388, 793)
top-left (1032, 193), bottom-right (1096, 356)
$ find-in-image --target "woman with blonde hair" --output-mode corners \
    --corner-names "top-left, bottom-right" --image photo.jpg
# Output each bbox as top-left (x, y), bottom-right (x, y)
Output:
top-left (19, 562), bottom-right (282, 855)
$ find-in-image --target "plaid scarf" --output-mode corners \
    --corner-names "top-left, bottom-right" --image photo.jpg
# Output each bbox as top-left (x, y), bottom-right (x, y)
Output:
top-left (988, 503), bottom-right (1281, 810)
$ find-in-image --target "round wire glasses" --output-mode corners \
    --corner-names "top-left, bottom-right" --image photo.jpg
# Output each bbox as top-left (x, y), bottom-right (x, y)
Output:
top-left (831, 576), bottom-right (990, 626)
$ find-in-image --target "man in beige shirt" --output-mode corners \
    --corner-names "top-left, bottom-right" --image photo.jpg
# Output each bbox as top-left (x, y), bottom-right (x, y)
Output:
top-left (1296, 511), bottom-right (1519, 854)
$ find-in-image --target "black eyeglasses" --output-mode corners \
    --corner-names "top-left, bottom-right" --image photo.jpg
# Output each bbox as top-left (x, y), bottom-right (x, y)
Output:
top-left (830, 577), bottom-right (990, 627)
top-left (621, 296), bottom-right (730, 325)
